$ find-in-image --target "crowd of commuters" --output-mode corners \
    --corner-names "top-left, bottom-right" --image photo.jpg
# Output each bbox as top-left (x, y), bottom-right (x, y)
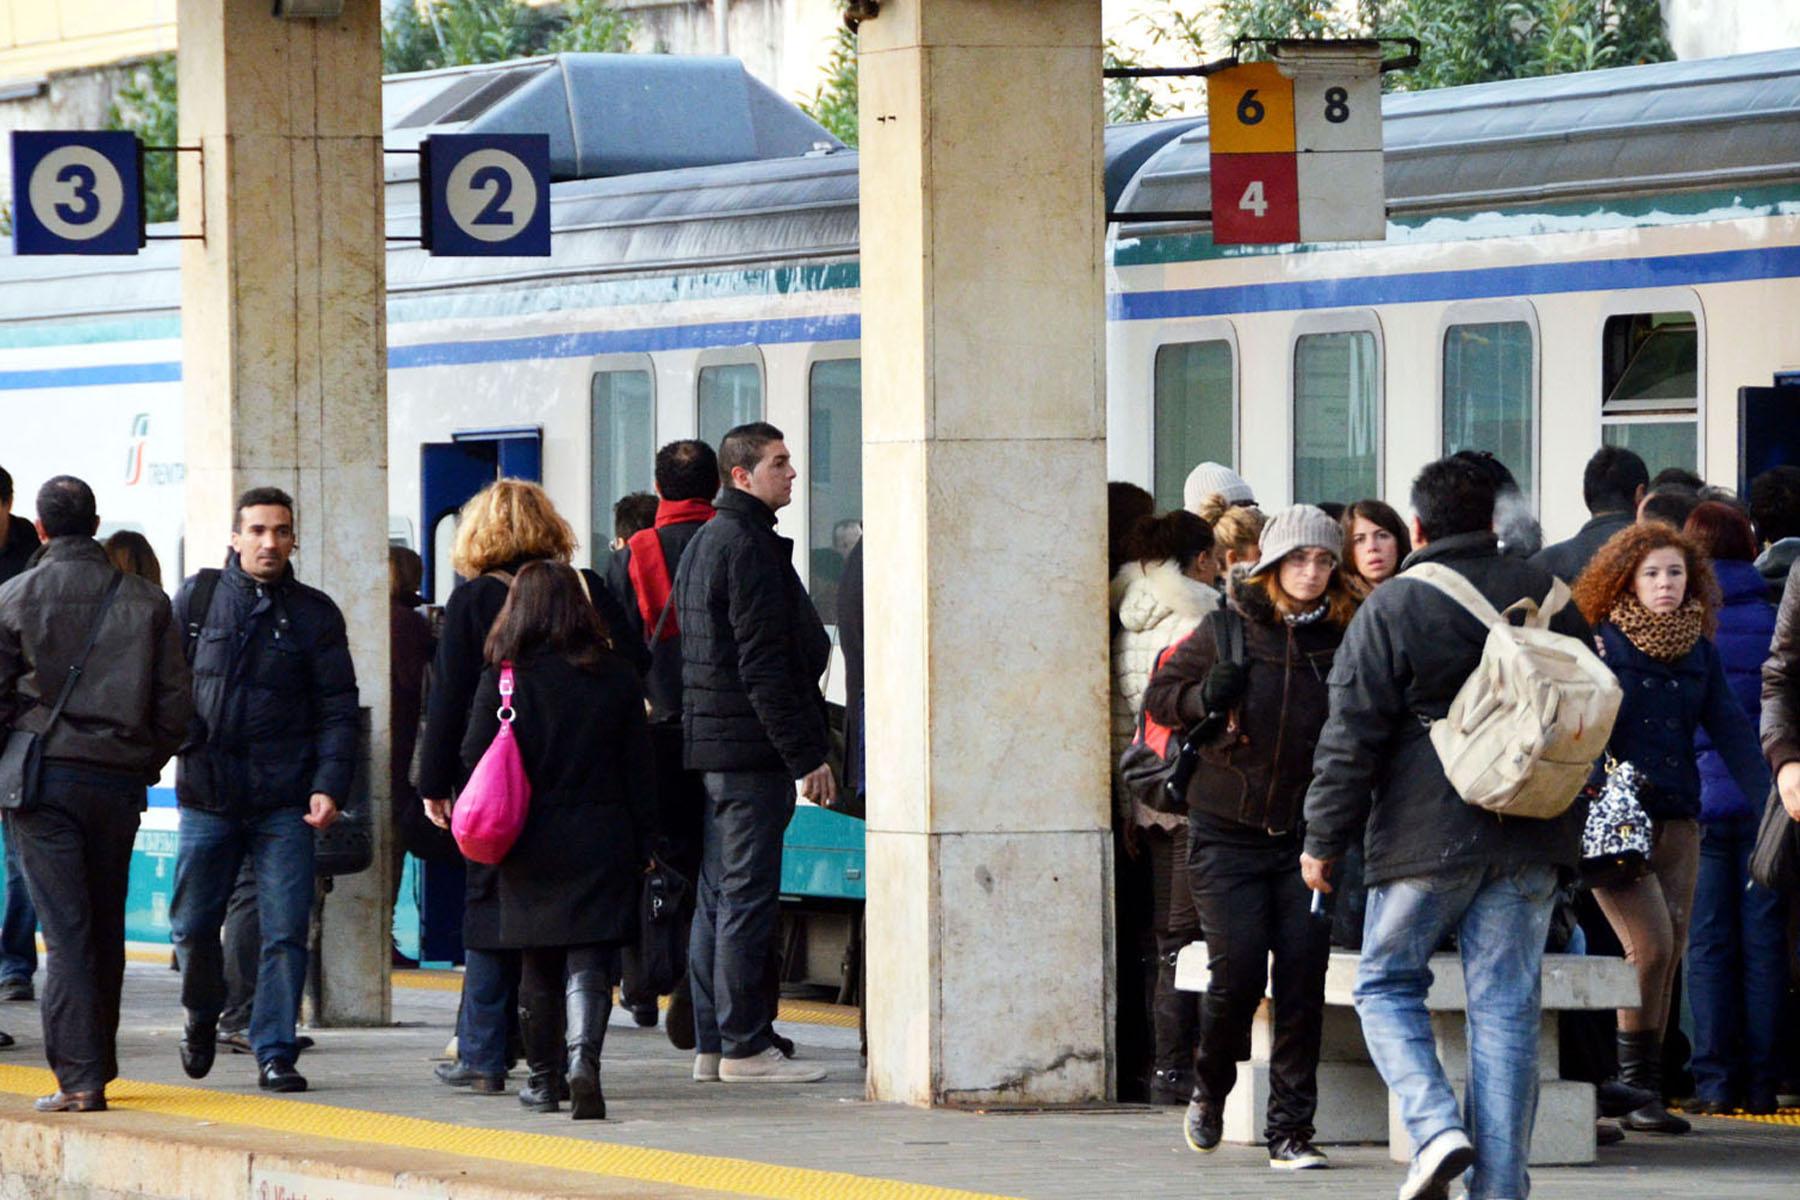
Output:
top-left (1111, 450), bottom-right (1800, 1197)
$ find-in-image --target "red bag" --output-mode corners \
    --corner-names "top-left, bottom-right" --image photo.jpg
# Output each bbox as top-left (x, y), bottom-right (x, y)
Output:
top-left (452, 662), bottom-right (531, 864)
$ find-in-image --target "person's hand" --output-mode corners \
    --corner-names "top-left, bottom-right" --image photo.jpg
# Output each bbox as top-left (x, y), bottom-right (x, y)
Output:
top-left (1780, 761), bottom-right (1800, 822)
top-left (799, 763), bottom-right (837, 806)
top-left (423, 797), bottom-right (452, 830)
top-left (1200, 661), bottom-right (1249, 714)
top-left (304, 792), bottom-right (340, 830)
top-left (1300, 853), bottom-right (1336, 894)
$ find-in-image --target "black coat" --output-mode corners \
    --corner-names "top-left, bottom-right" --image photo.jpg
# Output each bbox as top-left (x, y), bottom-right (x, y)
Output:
top-left (1302, 532), bottom-right (1592, 887)
top-left (838, 539), bottom-right (865, 794)
top-left (0, 514), bottom-right (39, 586)
top-left (603, 519), bottom-right (708, 724)
top-left (173, 554), bottom-right (359, 812)
top-left (675, 489), bottom-right (830, 776)
top-left (1530, 510), bottom-right (1634, 585)
top-left (461, 652), bottom-right (655, 948)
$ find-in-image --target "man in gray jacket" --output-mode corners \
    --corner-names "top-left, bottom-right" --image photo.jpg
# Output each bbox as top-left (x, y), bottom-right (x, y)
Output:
top-left (0, 476), bottom-right (192, 1112)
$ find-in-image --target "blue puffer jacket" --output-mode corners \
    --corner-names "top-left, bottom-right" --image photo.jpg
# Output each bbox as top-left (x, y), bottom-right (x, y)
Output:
top-left (1594, 617), bottom-right (1770, 821)
top-left (1695, 559), bottom-right (1779, 822)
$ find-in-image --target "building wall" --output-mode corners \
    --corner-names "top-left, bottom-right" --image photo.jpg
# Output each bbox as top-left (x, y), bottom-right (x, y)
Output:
top-left (1662, 0), bottom-right (1800, 61)
top-left (0, 0), bottom-right (174, 83)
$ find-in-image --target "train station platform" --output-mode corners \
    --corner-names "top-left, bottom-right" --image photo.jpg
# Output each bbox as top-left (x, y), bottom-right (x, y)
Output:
top-left (0, 954), bottom-right (1793, 1200)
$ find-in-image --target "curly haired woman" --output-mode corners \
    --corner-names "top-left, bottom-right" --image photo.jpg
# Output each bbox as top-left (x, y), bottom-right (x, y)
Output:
top-left (1572, 522), bottom-right (1770, 1134)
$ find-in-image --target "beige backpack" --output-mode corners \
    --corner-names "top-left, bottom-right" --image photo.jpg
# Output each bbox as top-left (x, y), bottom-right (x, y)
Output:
top-left (1407, 562), bottom-right (1621, 820)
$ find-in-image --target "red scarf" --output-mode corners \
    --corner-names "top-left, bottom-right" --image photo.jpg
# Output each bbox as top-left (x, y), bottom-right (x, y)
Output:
top-left (626, 498), bottom-right (715, 641)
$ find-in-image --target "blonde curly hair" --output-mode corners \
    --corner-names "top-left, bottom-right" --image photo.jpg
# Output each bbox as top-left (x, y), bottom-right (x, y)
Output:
top-left (451, 479), bottom-right (578, 578)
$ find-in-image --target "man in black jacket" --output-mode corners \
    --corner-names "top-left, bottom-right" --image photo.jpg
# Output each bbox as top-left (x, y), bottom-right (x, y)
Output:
top-left (0, 463), bottom-right (44, 1003)
top-left (168, 487), bottom-right (358, 1094)
top-left (676, 422), bottom-right (830, 1084)
top-left (1530, 446), bottom-right (1647, 584)
top-left (0, 475), bottom-right (192, 1111)
top-left (1301, 458), bottom-right (1591, 1200)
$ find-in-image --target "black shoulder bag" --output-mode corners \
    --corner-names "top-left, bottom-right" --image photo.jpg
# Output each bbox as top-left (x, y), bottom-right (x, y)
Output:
top-left (1, 572), bottom-right (125, 811)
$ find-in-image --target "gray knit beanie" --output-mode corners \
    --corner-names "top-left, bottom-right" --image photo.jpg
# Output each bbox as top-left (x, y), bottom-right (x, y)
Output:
top-left (1182, 462), bottom-right (1255, 512)
top-left (1248, 505), bottom-right (1344, 577)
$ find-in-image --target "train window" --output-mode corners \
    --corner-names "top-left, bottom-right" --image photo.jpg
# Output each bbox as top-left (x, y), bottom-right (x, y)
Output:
top-left (808, 358), bottom-right (861, 625)
top-left (697, 362), bottom-right (764, 448)
top-left (1293, 330), bottom-right (1380, 505)
top-left (1153, 340), bottom-right (1235, 512)
top-left (589, 369), bottom-right (655, 552)
top-left (1601, 311), bottom-right (1699, 475)
top-left (1443, 321), bottom-right (1535, 503)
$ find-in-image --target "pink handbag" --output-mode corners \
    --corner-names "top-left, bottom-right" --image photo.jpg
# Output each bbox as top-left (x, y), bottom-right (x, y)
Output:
top-left (451, 662), bottom-right (531, 864)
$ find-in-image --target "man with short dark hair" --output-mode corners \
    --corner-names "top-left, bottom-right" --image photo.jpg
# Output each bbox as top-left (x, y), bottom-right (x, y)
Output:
top-left (1649, 466), bottom-right (1703, 494)
top-left (1638, 487), bottom-right (1700, 530)
top-left (0, 475), bottom-right (192, 1111)
top-left (1301, 456), bottom-right (1591, 1200)
top-left (611, 492), bottom-right (659, 550)
top-left (604, 439), bottom-right (720, 1035)
top-left (1531, 446), bottom-right (1648, 583)
top-left (0, 464), bottom-right (43, 1002)
top-left (169, 487), bottom-right (358, 1093)
top-left (675, 422), bottom-right (831, 1083)
top-left (1750, 464), bottom-right (1800, 587)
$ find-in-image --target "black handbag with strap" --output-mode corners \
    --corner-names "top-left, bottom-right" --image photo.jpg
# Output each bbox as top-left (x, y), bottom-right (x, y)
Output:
top-left (0, 572), bottom-right (125, 811)
top-left (1749, 783), bottom-right (1800, 893)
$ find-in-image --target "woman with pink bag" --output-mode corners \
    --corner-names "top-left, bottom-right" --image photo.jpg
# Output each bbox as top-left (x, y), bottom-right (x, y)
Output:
top-left (457, 561), bottom-right (656, 1120)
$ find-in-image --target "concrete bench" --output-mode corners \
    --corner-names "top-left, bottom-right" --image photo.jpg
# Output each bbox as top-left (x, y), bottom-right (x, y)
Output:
top-left (1175, 944), bottom-right (1637, 1165)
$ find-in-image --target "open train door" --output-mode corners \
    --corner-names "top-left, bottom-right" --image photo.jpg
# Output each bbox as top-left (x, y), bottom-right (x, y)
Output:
top-left (1738, 384), bottom-right (1800, 495)
top-left (413, 426), bottom-right (540, 964)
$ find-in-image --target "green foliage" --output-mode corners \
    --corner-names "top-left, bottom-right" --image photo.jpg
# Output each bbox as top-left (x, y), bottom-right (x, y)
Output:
top-left (106, 53), bottom-right (180, 224)
top-left (800, 26), bottom-right (859, 147)
top-left (381, 0), bottom-right (634, 75)
top-left (1105, 43), bottom-right (1162, 124)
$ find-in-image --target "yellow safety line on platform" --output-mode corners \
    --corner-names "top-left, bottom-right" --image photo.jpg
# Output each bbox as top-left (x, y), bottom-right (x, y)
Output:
top-left (0, 1063), bottom-right (1014, 1200)
top-left (1699, 1107), bottom-right (1800, 1127)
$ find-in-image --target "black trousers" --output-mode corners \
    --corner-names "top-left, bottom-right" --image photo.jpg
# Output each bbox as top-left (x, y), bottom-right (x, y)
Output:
top-left (1146, 825), bottom-right (1201, 1079)
top-left (1187, 827), bottom-right (1330, 1142)
top-left (6, 765), bottom-right (141, 1093)
top-left (221, 858), bottom-right (258, 1031)
top-left (620, 733), bottom-right (704, 1008)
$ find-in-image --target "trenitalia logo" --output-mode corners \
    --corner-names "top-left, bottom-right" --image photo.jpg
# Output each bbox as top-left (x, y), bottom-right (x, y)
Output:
top-left (125, 413), bottom-right (148, 485)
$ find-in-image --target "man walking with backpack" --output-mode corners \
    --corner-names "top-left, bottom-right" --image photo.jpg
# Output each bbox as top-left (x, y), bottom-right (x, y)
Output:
top-left (170, 487), bottom-right (358, 1093)
top-left (1301, 457), bottom-right (1598, 1200)
top-left (676, 423), bottom-right (831, 1084)
top-left (0, 476), bottom-right (192, 1111)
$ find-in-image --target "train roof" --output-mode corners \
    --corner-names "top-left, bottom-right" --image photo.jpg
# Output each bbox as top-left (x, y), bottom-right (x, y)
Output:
top-left (1113, 46), bottom-right (1800, 232)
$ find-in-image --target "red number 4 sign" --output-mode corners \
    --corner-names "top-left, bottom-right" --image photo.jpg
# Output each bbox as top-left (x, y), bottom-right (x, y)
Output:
top-left (1210, 152), bottom-right (1299, 245)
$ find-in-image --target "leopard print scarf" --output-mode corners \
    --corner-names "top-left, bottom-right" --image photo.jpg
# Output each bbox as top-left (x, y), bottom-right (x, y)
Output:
top-left (1608, 594), bottom-right (1704, 662)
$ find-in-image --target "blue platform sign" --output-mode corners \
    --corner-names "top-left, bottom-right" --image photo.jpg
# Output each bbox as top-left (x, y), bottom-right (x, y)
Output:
top-left (422, 133), bottom-right (552, 257)
top-left (10, 131), bottom-right (144, 256)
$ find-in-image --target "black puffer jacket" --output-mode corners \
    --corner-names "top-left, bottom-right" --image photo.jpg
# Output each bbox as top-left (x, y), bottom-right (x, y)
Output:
top-left (676, 488), bottom-right (830, 776)
top-left (1302, 532), bottom-right (1592, 887)
top-left (173, 553), bottom-right (359, 812)
top-left (1143, 575), bottom-right (1344, 835)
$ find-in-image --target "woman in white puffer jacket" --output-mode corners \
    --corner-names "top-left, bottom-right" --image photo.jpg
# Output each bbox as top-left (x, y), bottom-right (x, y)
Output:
top-left (1109, 507), bottom-right (1219, 1103)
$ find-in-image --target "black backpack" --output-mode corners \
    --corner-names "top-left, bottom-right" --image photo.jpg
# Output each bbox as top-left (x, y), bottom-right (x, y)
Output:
top-left (1118, 609), bottom-right (1246, 816)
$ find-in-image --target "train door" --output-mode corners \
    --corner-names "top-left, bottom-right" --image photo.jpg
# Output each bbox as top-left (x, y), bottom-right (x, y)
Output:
top-left (1739, 383), bottom-right (1800, 494)
top-left (412, 426), bottom-right (540, 964)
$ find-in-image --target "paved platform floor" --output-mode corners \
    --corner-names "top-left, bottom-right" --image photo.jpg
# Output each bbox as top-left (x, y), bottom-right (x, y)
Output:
top-left (0, 954), bottom-right (1792, 1199)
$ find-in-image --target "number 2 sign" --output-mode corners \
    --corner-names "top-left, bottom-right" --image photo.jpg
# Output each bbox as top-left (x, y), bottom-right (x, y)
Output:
top-left (10, 131), bottom-right (145, 256)
top-left (423, 134), bottom-right (552, 258)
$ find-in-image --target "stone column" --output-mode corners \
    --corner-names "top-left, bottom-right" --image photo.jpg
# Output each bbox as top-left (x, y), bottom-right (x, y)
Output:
top-left (858, 0), bottom-right (1111, 1105)
top-left (177, 0), bottom-right (390, 1025)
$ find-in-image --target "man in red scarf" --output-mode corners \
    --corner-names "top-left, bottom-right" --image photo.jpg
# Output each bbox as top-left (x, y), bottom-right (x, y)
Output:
top-left (602, 440), bottom-right (718, 1037)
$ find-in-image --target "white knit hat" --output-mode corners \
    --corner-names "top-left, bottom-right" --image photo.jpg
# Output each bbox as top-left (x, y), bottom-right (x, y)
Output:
top-left (1248, 505), bottom-right (1344, 577)
top-left (1182, 462), bottom-right (1256, 512)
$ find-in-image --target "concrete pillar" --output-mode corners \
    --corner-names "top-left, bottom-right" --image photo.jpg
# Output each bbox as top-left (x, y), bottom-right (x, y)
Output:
top-left (177, 0), bottom-right (391, 1025)
top-left (858, 1), bottom-right (1111, 1105)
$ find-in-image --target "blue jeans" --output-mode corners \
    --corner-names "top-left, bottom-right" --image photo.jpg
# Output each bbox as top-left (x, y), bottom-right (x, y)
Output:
top-left (689, 771), bottom-right (792, 1058)
top-left (1688, 815), bottom-right (1788, 1103)
top-left (170, 806), bottom-right (315, 1067)
top-left (458, 947), bottom-right (519, 1077)
top-left (0, 830), bottom-right (39, 982)
top-left (1355, 863), bottom-right (1558, 1200)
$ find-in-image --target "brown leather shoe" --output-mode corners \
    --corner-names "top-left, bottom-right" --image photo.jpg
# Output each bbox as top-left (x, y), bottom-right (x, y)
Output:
top-left (35, 1090), bottom-right (106, 1113)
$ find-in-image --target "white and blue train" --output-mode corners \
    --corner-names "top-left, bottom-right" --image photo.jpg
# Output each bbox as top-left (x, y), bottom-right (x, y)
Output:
top-left (2, 48), bottom-right (1796, 969)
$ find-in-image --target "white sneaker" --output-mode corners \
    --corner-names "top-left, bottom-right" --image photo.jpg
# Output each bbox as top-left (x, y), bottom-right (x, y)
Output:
top-left (718, 1045), bottom-right (827, 1083)
top-left (692, 1052), bottom-right (721, 1082)
top-left (1399, 1128), bottom-right (1475, 1200)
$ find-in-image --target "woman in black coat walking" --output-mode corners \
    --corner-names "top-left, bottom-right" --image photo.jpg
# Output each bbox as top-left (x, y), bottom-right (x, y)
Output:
top-left (460, 561), bottom-right (655, 1119)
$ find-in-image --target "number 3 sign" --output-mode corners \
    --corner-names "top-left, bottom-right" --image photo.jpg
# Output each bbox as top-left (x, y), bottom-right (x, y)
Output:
top-left (10, 131), bottom-right (145, 256)
top-left (422, 134), bottom-right (552, 258)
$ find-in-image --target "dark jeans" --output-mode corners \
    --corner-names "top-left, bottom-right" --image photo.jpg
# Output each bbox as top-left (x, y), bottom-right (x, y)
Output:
top-left (1146, 825), bottom-right (1201, 1080)
top-left (1187, 828), bottom-right (1330, 1142)
top-left (5, 765), bottom-right (140, 1093)
top-left (1689, 814), bottom-right (1789, 1103)
top-left (170, 805), bottom-right (315, 1067)
top-left (458, 946), bottom-right (519, 1078)
top-left (220, 859), bottom-right (259, 1032)
top-left (690, 770), bottom-right (792, 1059)
top-left (0, 827), bottom-right (39, 982)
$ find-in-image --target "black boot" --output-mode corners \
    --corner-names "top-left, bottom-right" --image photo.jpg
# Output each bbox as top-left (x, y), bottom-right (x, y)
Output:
top-left (565, 970), bottom-right (609, 1121)
top-left (1617, 1030), bottom-right (1690, 1135)
top-left (516, 1001), bottom-right (562, 1113)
